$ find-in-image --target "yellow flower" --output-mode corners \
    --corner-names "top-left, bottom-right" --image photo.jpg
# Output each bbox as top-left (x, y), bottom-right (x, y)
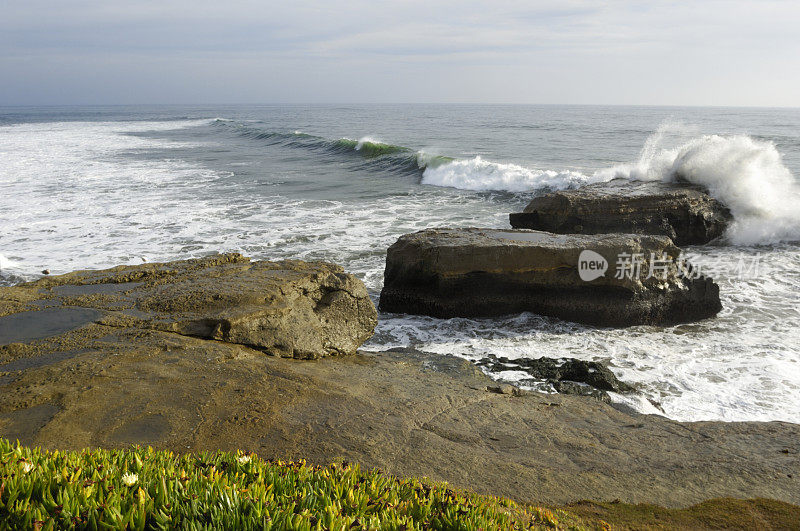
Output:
top-left (237, 455), bottom-right (251, 465)
top-left (122, 472), bottom-right (138, 486)
top-left (20, 461), bottom-right (34, 473)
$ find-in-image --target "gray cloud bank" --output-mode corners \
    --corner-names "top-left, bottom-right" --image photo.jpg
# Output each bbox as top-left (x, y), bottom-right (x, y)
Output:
top-left (2, 0), bottom-right (799, 106)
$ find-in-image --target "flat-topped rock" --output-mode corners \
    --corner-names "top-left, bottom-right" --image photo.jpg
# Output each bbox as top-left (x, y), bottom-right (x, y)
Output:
top-left (378, 228), bottom-right (721, 326)
top-left (509, 179), bottom-right (732, 245)
top-left (0, 253), bottom-right (377, 359)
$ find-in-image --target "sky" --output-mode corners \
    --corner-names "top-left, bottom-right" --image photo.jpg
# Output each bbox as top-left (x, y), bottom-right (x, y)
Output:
top-left (2, 0), bottom-right (799, 107)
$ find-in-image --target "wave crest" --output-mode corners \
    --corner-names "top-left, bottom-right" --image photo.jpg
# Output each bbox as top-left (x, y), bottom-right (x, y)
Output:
top-left (421, 156), bottom-right (601, 193)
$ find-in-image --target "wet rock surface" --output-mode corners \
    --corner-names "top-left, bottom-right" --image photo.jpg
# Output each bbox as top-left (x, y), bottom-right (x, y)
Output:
top-left (0, 338), bottom-right (797, 508)
top-left (379, 228), bottom-right (721, 326)
top-left (510, 179), bottom-right (732, 245)
top-left (0, 307), bottom-right (103, 345)
top-left (0, 253), bottom-right (377, 359)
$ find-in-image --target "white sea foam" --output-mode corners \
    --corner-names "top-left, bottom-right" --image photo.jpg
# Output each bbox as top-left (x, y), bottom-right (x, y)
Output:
top-left (421, 156), bottom-right (605, 192)
top-left (606, 393), bottom-right (665, 417)
top-left (0, 254), bottom-right (17, 269)
top-left (0, 120), bottom-right (219, 276)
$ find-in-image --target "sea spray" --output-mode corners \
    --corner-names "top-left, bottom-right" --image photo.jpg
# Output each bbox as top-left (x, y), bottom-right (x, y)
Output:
top-left (423, 121), bottom-right (800, 244)
top-left (597, 125), bottom-right (800, 245)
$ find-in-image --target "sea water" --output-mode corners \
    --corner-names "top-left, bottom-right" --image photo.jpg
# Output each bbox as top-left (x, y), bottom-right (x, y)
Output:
top-left (1, 104), bottom-right (798, 422)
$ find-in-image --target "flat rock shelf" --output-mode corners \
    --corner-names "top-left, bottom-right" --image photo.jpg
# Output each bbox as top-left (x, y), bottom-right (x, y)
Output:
top-left (0, 253), bottom-right (378, 359)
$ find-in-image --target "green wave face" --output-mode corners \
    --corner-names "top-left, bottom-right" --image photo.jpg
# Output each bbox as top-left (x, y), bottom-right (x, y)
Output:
top-left (213, 120), bottom-right (454, 174)
top-left (334, 138), bottom-right (410, 158)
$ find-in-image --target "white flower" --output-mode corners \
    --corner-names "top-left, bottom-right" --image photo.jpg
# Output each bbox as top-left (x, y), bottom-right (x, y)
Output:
top-left (20, 462), bottom-right (33, 473)
top-left (121, 473), bottom-right (138, 486)
top-left (237, 455), bottom-right (251, 465)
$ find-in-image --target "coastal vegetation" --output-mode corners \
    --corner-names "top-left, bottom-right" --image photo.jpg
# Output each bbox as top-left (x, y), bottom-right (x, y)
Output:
top-left (4, 439), bottom-right (799, 530)
top-left (0, 439), bottom-right (586, 530)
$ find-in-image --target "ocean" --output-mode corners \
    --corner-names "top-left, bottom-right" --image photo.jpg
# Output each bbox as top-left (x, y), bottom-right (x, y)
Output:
top-left (1, 104), bottom-right (799, 423)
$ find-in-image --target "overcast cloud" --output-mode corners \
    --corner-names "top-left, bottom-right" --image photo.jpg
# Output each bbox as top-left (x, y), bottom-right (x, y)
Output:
top-left (2, 1), bottom-right (799, 106)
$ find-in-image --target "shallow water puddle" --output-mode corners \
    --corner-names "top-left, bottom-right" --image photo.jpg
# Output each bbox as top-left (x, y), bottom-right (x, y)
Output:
top-left (0, 307), bottom-right (103, 345)
top-left (0, 348), bottom-right (91, 375)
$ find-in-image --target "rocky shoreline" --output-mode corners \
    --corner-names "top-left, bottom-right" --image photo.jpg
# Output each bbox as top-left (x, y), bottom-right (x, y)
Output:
top-left (1, 335), bottom-right (797, 507)
top-left (0, 253), bottom-right (377, 359)
top-left (0, 255), bottom-right (798, 509)
top-left (2, 170), bottom-right (798, 515)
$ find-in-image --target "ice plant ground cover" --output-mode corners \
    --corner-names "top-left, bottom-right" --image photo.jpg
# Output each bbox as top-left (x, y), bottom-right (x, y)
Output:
top-left (0, 439), bottom-right (587, 530)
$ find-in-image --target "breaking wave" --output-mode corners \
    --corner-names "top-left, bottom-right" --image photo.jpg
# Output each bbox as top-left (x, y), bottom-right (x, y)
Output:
top-left (213, 118), bottom-right (800, 244)
top-left (421, 156), bottom-right (605, 193)
top-left (421, 122), bottom-right (800, 245)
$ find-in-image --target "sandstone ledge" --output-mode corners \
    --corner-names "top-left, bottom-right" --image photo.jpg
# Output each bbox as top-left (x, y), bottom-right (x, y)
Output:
top-left (0, 336), bottom-right (796, 508)
top-left (0, 253), bottom-right (377, 359)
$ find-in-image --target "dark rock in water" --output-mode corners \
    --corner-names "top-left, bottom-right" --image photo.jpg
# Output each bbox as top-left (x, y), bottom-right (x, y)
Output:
top-left (379, 228), bottom-right (721, 326)
top-left (0, 253), bottom-right (377, 359)
top-left (551, 381), bottom-right (610, 402)
top-left (476, 354), bottom-right (634, 403)
top-left (509, 179), bottom-right (732, 245)
top-left (557, 358), bottom-right (634, 393)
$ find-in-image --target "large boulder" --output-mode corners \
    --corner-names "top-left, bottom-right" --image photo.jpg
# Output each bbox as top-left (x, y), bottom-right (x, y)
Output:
top-left (509, 179), bottom-right (732, 245)
top-left (378, 228), bottom-right (721, 326)
top-left (0, 253), bottom-right (377, 359)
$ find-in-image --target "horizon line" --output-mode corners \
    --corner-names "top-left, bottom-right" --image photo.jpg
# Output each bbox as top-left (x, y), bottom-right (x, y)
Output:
top-left (1, 101), bottom-right (799, 111)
